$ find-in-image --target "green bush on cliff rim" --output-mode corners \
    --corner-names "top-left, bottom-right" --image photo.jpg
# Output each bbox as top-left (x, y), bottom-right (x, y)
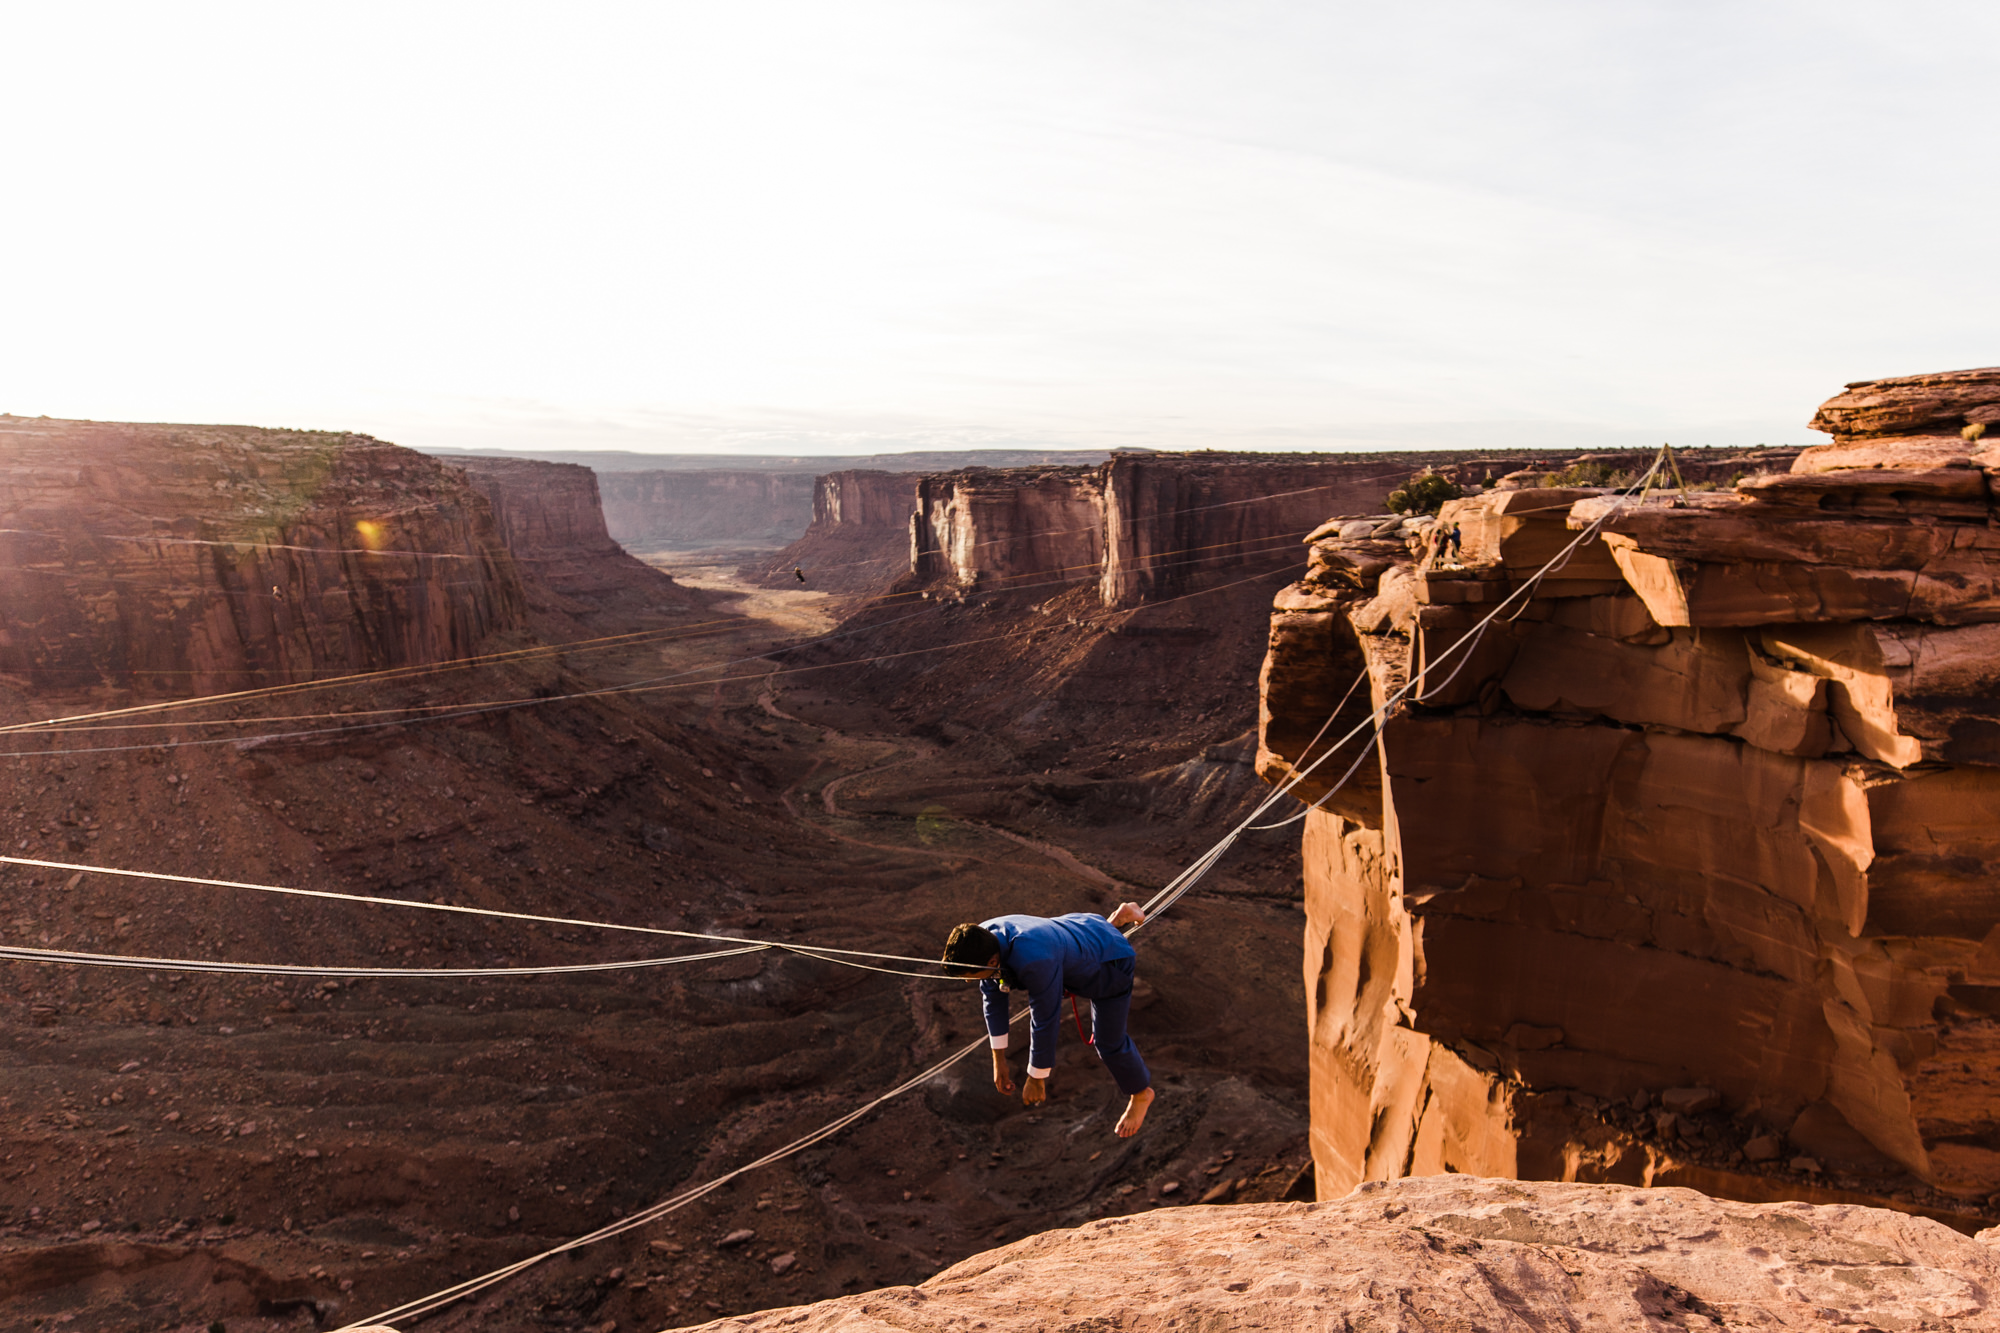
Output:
top-left (1541, 460), bottom-right (1639, 489)
top-left (1384, 471), bottom-right (1462, 516)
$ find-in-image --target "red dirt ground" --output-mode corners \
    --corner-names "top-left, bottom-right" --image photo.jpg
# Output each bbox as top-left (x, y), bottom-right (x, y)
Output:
top-left (1, 553), bottom-right (1313, 1331)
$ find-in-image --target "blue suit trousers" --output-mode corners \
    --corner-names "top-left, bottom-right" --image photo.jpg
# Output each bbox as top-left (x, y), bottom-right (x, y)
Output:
top-left (1086, 957), bottom-right (1151, 1096)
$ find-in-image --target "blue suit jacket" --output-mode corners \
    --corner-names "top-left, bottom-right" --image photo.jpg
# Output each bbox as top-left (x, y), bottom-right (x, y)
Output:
top-left (979, 913), bottom-right (1135, 1074)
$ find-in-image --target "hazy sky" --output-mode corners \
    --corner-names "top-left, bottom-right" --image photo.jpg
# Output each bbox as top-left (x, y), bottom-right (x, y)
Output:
top-left (4, 2), bottom-right (1996, 456)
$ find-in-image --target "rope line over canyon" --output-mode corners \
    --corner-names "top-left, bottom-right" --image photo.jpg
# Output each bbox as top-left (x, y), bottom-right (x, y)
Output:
top-left (0, 940), bottom-right (776, 979)
top-left (0, 478), bottom-right (1358, 725)
top-left (334, 462), bottom-right (1669, 1330)
top-left (11, 467), bottom-right (1648, 1327)
top-left (0, 550), bottom-right (1311, 758)
top-left (0, 854), bottom-right (954, 974)
top-left (1244, 455), bottom-right (1671, 832)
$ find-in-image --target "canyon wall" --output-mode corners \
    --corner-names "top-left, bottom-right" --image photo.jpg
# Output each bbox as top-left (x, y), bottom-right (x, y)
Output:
top-left (596, 470), bottom-right (818, 548)
top-left (449, 454), bottom-right (698, 633)
top-left (911, 454), bottom-right (1453, 607)
top-left (0, 417), bottom-right (525, 697)
top-left (905, 451), bottom-right (1779, 608)
top-left (447, 455), bottom-right (623, 560)
top-left (1099, 454), bottom-right (1426, 604)
top-left (1256, 371), bottom-right (2000, 1227)
top-left (910, 465), bottom-right (1107, 592)
top-left (815, 469), bottom-right (924, 531)
top-left (750, 470), bottom-right (923, 593)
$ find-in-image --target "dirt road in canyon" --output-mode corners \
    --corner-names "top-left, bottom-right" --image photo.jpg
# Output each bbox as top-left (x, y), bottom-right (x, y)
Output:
top-left (1, 541), bottom-right (1309, 1333)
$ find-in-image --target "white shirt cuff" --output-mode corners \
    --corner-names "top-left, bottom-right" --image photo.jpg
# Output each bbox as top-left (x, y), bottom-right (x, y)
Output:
top-left (988, 1034), bottom-right (1008, 1050)
top-left (1027, 1064), bottom-right (1052, 1080)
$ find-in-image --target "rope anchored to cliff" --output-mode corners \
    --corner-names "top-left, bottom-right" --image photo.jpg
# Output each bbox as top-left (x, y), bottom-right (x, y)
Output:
top-left (1246, 451), bottom-right (1670, 831)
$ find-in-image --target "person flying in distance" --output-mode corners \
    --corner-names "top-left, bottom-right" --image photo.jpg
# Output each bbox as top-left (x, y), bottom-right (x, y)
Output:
top-left (940, 902), bottom-right (1155, 1137)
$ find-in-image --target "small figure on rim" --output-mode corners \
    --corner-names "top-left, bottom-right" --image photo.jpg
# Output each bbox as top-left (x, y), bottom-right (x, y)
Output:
top-left (940, 903), bottom-right (1155, 1137)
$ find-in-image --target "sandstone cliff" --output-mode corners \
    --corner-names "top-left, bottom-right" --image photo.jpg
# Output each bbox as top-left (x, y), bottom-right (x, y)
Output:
top-left (449, 454), bottom-right (699, 635)
top-left (751, 470), bottom-right (923, 593)
top-left (448, 454), bottom-right (624, 561)
top-left (1098, 454), bottom-right (1424, 604)
top-left (598, 470), bottom-right (819, 549)
top-left (904, 451), bottom-right (1777, 608)
top-left (689, 1177), bottom-right (2000, 1332)
top-left (0, 417), bottom-right (525, 697)
top-left (910, 454), bottom-right (1481, 608)
top-left (910, 465), bottom-right (1108, 591)
top-left (1256, 376), bottom-right (2000, 1226)
top-left (1809, 365), bottom-right (2000, 450)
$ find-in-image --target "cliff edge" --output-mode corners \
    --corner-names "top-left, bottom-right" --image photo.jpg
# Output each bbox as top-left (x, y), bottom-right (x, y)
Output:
top-left (684, 1176), bottom-right (2000, 1331)
top-left (449, 453), bottom-right (700, 635)
top-left (0, 416), bottom-right (524, 696)
top-left (1256, 369), bottom-right (2000, 1229)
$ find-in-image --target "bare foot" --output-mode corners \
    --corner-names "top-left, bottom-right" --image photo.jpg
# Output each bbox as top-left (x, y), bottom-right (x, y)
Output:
top-left (1115, 1087), bottom-right (1155, 1138)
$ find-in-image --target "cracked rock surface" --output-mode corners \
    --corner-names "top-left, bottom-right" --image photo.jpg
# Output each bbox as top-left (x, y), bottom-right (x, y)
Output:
top-left (686, 1175), bottom-right (2000, 1332)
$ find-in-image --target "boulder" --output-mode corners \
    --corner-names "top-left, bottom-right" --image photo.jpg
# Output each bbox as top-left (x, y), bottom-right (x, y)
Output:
top-left (1807, 366), bottom-right (2000, 441)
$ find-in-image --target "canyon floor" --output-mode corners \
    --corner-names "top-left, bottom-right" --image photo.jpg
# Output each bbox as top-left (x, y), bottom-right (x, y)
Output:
top-left (0, 550), bottom-right (1311, 1332)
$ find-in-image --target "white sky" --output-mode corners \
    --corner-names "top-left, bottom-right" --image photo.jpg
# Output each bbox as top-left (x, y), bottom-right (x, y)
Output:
top-left (3, 2), bottom-right (1996, 456)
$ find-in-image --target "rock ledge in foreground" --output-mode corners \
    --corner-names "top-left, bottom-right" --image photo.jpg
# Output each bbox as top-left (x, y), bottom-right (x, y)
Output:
top-left (680, 1176), bottom-right (2000, 1332)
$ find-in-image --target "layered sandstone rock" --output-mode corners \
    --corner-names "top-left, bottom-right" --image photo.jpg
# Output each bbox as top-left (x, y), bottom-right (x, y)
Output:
top-left (1257, 397), bottom-right (2000, 1223)
top-left (1810, 366), bottom-right (2000, 442)
top-left (450, 454), bottom-right (698, 633)
top-left (597, 470), bottom-right (818, 549)
top-left (688, 1177), bottom-right (2000, 1332)
top-left (905, 451), bottom-right (1787, 609)
top-left (448, 455), bottom-right (624, 561)
top-left (910, 466), bottom-right (1106, 591)
top-left (0, 417), bottom-right (524, 696)
top-left (1099, 454), bottom-right (1426, 604)
top-left (910, 454), bottom-right (1485, 607)
top-left (753, 470), bottom-right (923, 593)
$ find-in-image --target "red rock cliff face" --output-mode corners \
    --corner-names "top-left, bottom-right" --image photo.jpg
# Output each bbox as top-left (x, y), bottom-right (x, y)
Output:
top-left (1100, 455), bottom-right (1414, 604)
top-left (449, 454), bottom-right (696, 635)
top-left (597, 470), bottom-right (817, 548)
top-left (1256, 385), bottom-right (2000, 1226)
top-left (0, 417), bottom-right (524, 697)
top-left (909, 455), bottom-right (1453, 607)
top-left (447, 455), bottom-right (622, 559)
top-left (910, 466), bottom-right (1107, 592)
top-left (815, 469), bottom-right (919, 530)
top-left (754, 470), bottom-right (923, 593)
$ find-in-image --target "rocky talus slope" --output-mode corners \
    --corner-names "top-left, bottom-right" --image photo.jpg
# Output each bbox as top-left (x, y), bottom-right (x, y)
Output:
top-left (0, 417), bottom-right (524, 695)
top-left (1256, 368), bottom-right (2000, 1227)
top-left (687, 1176), bottom-right (2000, 1332)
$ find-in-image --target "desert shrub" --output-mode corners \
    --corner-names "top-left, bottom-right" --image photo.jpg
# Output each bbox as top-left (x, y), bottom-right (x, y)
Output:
top-left (1542, 460), bottom-right (1638, 489)
top-left (1385, 471), bottom-right (1462, 515)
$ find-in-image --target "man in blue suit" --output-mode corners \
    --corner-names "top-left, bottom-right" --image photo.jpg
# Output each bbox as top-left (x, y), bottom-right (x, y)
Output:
top-left (940, 902), bottom-right (1155, 1137)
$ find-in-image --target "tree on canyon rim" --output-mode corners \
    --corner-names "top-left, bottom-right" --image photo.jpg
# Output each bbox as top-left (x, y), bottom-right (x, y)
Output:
top-left (1385, 471), bottom-right (1462, 516)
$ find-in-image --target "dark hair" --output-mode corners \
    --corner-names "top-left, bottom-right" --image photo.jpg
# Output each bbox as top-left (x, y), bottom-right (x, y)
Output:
top-left (941, 922), bottom-right (1000, 975)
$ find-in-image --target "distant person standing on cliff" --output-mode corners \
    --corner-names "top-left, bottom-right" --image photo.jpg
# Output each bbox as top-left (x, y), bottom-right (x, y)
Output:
top-left (940, 904), bottom-right (1155, 1136)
